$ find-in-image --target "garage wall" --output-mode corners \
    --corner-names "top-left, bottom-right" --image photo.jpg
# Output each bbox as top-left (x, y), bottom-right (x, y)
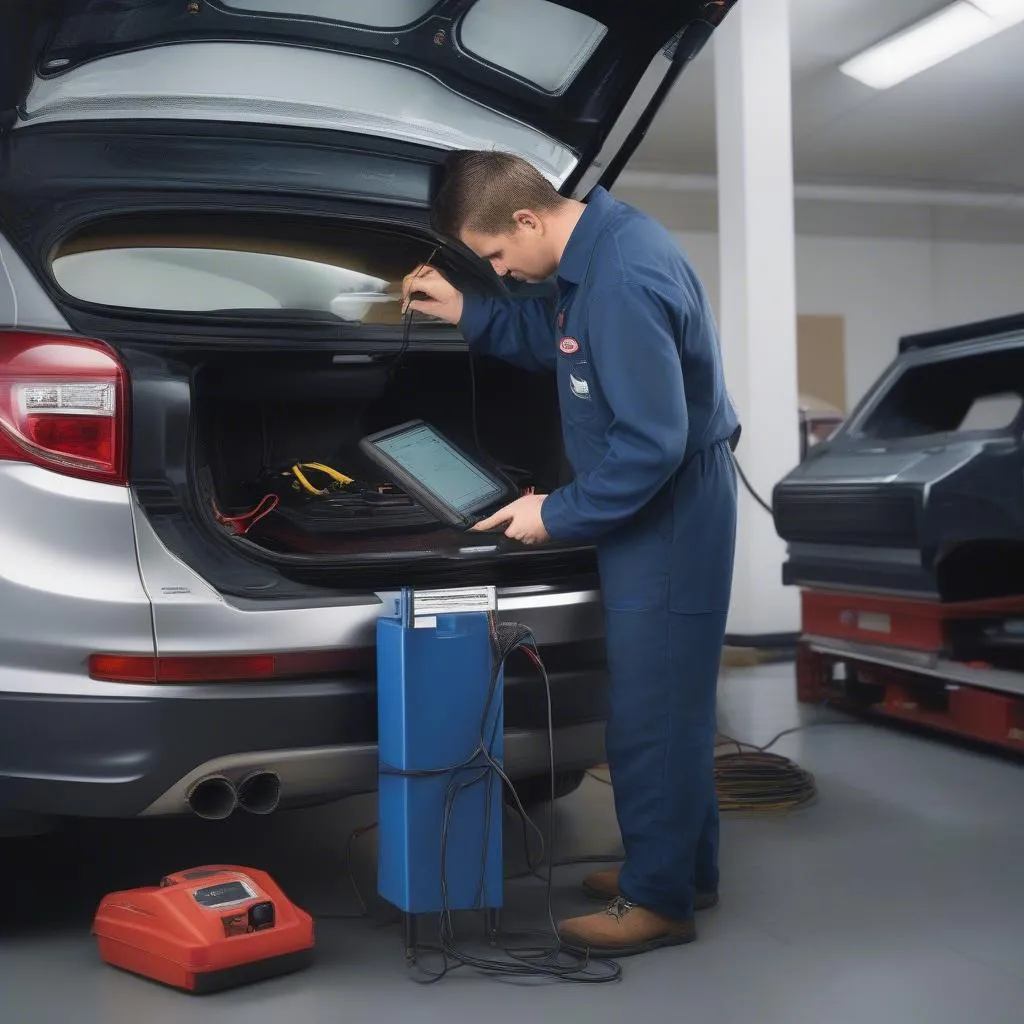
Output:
top-left (671, 231), bottom-right (1024, 411)
top-left (611, 182), bottom-right (1024, 412)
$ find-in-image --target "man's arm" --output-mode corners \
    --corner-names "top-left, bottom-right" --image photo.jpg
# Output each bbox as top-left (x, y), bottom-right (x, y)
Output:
top-left (402, 265), bottom-right (556, 373)
top-left (459, 290), bottom-right (558, 373)
top-left (540, 283), bottom-right (688, 542)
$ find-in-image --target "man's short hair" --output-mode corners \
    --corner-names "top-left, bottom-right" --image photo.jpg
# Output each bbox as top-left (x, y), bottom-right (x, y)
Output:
top-left (432, 151), bottom-right (566, 238)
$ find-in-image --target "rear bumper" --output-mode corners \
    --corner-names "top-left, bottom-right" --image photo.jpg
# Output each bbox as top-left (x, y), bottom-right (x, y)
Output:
top-left (0, 663), bottom-right (608, 820)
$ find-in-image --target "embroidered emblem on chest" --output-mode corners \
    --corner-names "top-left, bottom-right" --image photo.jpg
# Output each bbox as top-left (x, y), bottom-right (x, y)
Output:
top-left (559, 337), bottom-right (580, 355)
top-left (569, 373), bottom-right (590, 399)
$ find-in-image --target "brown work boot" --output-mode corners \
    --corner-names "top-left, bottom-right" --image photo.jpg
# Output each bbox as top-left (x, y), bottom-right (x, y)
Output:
top-left (581, 868), bottom-right (720, 911)
top-left (558, 897), bottom-right (695, 958)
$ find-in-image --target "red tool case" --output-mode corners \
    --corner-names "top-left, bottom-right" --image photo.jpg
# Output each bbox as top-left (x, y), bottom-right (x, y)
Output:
top-left (92, 865), bottom-right (314, 994)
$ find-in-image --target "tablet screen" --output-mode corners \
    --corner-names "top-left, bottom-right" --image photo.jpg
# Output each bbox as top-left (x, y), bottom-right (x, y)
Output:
top-left (369, 423), bottom-right (506, 519)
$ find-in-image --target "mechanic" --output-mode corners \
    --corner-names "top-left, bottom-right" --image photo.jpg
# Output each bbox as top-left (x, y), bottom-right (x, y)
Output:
top-left (401, 151), bottom-right (739, 958)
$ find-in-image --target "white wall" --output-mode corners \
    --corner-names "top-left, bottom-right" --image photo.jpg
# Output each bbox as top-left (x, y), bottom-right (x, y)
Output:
top-left (671, 231), bottom-right (1024, 410)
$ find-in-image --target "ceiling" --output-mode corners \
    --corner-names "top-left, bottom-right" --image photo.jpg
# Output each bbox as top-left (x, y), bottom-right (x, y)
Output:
top-left (631, 0), bottom-right (1024, 193)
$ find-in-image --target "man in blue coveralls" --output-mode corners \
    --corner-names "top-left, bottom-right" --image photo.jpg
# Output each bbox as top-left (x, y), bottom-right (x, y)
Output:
top-left (402, 152), bottom-right (739, 957)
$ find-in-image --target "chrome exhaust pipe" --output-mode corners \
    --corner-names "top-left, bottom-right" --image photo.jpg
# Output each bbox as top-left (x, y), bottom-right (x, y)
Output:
top-left (236, 770), bottom-right (281, 816)
top-left (186, 775), bottom-right (238, 821)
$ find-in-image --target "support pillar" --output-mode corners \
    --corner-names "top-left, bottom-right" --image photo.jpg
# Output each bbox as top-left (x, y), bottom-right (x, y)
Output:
top-left (715, 0), bottom-right (801, 641)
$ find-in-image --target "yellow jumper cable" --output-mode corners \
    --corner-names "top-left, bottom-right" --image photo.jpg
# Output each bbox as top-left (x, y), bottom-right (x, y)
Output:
top-left (289, 463), bottom-right (355, 496)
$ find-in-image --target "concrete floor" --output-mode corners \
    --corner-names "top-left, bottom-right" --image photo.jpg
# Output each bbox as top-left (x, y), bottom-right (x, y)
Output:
top-left (2, 662), bottom-right (1023, 1024)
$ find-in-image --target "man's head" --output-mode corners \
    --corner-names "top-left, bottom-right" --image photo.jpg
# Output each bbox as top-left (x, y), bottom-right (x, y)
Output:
top-left (432, 151), bottom-right (577, 283)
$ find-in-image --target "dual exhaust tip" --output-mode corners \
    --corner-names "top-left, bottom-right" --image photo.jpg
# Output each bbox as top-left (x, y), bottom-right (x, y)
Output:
top-left (186, 770), bottom-right (281, 821)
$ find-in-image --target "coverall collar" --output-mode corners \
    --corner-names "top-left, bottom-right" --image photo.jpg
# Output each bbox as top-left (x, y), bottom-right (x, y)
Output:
top-left (557, 186), bottom-right (616, 286)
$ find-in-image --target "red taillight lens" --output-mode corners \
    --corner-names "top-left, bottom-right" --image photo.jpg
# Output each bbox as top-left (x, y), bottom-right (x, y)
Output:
top-left (89, 654), bottom-right (275, 684)
top-left (89, 650), bottom-right (369, 684)
top-left (0, 332), bottom-right (128, 484)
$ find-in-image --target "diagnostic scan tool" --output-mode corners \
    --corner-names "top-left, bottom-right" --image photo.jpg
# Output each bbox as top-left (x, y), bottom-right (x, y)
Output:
top-left (359, 420), bottom-right (516, 531)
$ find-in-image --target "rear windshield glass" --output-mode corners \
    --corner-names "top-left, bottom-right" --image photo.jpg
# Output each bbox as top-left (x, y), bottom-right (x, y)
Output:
top-left (460, 0), bottom-right (607, 95)
top-left (855, 346), bottom-right (1024, 440)
top-left (221, 0), bottom-right (438, 27)
top-left (51, 214), bottom-right (451, 326)
top-left (221, 0), bottom-right (606, 94)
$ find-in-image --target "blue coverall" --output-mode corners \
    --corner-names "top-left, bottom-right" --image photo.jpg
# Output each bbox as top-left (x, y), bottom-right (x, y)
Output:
top-left (459, 186), bottom-right (740, 923)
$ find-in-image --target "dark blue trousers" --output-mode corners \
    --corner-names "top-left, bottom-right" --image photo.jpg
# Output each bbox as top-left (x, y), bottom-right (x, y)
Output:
top-left (596, 440), bottom-right (737, 921)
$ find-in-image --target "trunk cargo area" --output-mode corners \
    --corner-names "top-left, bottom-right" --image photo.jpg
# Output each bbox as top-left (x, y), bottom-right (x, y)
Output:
top-left (0, 157), bottom-right (602, 595)
top-left (195, 348), bottom-right (574, 559)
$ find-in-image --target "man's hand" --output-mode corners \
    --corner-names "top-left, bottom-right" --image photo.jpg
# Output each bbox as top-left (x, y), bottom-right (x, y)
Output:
top-left (473, 494), bottom-right (550, 545)
top-left (401, 265), bottom-right (465, 325)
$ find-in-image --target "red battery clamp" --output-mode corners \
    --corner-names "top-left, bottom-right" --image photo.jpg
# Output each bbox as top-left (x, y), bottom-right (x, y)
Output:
top-left (92, 865), bottom-right (315, 994)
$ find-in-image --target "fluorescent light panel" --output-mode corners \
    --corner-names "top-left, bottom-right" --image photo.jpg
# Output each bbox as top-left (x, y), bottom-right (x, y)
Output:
top-left (840, 0), bottom-right (1024, 90)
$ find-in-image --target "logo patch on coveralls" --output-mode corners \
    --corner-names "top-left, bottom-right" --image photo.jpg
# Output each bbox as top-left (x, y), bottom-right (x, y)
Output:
top-left (559, 337), bottom-right (580, 355)
top-left (569, 373), bottom-right (590, 399)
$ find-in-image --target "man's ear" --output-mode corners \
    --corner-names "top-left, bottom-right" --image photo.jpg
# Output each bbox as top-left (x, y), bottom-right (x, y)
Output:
top-left (511, 209), bottom-right (543, 233)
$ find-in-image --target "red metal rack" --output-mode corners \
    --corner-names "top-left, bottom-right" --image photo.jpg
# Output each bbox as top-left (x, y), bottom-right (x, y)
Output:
top-left (800, 588), bottom-right (1024, 654)
top-left (797, 587), bottom-right (1024, 754)
top-left (796, 642), bottom-right (1024, 754)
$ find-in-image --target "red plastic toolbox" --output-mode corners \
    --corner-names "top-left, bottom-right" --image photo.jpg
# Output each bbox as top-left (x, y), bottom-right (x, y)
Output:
top-left (93, 865), bottom-right (314, 994)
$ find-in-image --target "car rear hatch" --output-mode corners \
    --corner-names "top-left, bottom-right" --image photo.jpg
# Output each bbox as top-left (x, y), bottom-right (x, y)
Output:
top-left (1, 0), bottom-right (735, 197)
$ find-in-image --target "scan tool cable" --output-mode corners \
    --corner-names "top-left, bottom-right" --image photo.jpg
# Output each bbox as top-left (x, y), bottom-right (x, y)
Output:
top-left (731, 453), bottom-right (774, 515)
top-left (391, 246), bottom-right (439, 381)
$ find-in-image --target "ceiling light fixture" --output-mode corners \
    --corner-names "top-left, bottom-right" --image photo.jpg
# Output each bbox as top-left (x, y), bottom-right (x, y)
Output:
top-left (839, 0), bottom-right (1024, 90)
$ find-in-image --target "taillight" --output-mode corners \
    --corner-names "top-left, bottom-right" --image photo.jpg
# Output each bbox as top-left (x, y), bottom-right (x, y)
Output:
top-left (0, 332), bottom-right (128, 485)
top-left (88, 649), bottom-right (370, 684)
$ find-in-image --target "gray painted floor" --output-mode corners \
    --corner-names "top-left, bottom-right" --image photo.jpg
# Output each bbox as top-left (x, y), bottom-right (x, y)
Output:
top-left (2, 662), bottom-right (1022, 1024)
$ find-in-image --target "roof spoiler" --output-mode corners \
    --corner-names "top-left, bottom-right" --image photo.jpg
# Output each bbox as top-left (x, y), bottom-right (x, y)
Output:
top-left (899, 311), bottom-right (1024, 354)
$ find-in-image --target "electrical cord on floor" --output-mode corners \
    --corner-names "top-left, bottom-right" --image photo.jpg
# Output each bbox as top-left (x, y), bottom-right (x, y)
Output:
top-left (582, 719), bottom-right (865, 818)
top-left (712, 747), bottom-right (817, 814)
top-left (313, 821), bottom-right (379, 922)
top-left (501, 807), bottom-right (624, 884)
top-left (584, 754), bottom-right (816, 815)
top-left (381, 612), bottom-right (621, 985)
top-left (713, 717), bottom-right (874, 814)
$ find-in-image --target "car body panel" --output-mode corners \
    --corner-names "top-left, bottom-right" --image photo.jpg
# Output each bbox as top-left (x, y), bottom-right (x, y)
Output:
top-left (19, 42), bottom-right (581, 188)
top-left (1, 0), bottom-right (737, 195)
top-left (774, 322), bottom-right (1024, 599)
top-left (138, 721), bottom-right (607, 818)
top-left (0, 676), bottom-right (606, 819)
top-left (0, 232), bottom-right (71, 332)
top-left (0, 463), bottom-right (154, 688)
top-left (131, 488), bottom-right (605, 655)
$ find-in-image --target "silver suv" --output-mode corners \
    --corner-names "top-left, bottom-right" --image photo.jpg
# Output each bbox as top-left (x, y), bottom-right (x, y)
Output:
top-left (0, 0), bottom-right (734, 835)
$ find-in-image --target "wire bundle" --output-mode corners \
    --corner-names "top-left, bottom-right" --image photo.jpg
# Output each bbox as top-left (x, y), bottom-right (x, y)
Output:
top-left (713, 725), bottom-right (820, 815)
top-left (583, 725), bottom-right (820, 817)
top-left (713, 748), bottom-right (817, 814)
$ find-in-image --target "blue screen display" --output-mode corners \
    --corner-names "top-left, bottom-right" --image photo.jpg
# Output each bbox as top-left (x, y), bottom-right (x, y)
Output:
top-left (374, 425), bottom-right (504, 516)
